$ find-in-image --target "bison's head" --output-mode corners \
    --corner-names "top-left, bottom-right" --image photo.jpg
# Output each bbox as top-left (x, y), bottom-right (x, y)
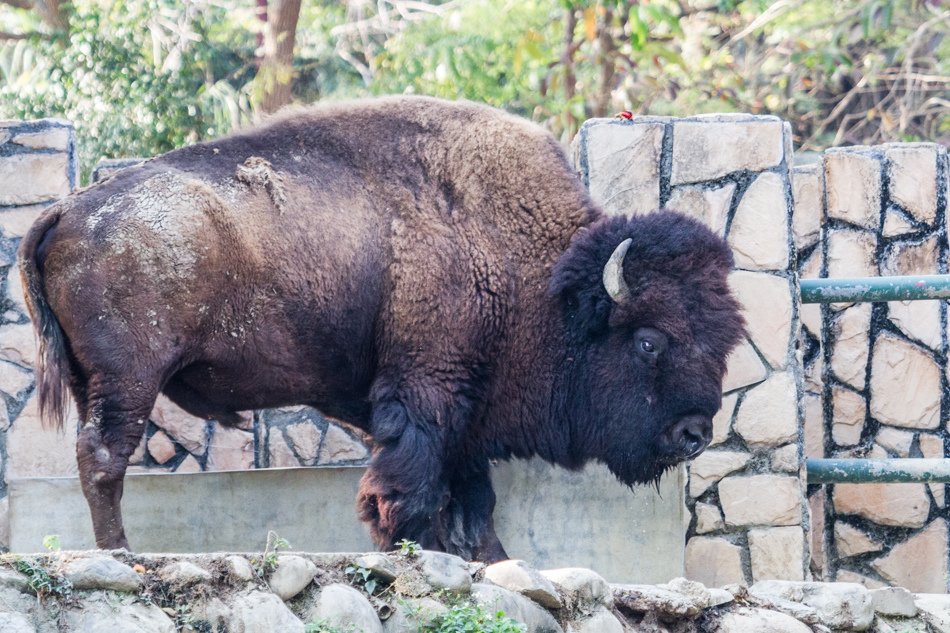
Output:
top-left (550, 210), bottom-right (745, 485)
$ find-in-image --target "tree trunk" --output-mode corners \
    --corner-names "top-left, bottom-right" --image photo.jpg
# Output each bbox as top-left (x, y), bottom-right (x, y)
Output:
top-left (258, 0), bottom-right (302, 115)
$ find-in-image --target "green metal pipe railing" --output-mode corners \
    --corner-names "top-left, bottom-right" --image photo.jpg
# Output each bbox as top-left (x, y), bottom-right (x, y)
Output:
top-left (798, 274), bottom-right (950, 484)
top-left (800, 274), bottom-right (950, 304)
top-left (806, 459), bottom-right (950, 484)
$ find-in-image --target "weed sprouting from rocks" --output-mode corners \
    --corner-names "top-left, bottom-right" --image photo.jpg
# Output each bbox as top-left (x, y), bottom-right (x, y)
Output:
top-left (12, 557), bottom-right (73, 603)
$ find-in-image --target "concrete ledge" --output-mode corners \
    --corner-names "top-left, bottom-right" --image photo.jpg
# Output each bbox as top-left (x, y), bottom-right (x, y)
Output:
top-left (10, 459), bottom-right (684, 583)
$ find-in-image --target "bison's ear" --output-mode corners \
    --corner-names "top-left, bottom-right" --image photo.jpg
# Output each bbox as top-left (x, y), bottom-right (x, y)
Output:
top-left (550, 238), bottom-right (618, 336)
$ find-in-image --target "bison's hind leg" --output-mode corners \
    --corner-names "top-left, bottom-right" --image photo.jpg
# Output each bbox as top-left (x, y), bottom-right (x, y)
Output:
top-left (76, 376), bottom-right (161, 550)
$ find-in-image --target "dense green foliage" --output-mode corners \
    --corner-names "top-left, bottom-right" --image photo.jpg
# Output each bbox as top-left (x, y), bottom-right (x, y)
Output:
top-left (1, 0), bottom-right (946, 180)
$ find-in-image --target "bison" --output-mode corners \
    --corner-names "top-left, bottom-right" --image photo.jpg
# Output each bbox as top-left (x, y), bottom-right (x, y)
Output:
top-left (19, 96), bottom-right (744, 562)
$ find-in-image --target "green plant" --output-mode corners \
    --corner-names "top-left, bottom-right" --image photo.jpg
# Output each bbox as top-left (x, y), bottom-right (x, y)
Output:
top-left (42, 534), bottom-right (61, 552)
top-left (12, 558), bottom-right (72, 602)
top-left (344, 564), bottom-right (379, 596)
top-left (305, 618), bottom-right (354, 633)
top-left (396, 539), bottom-right (421, 557)
top-left (251, 531), bottom-right (291, 580)
top-left (423, 602), bottom-right (526, 633)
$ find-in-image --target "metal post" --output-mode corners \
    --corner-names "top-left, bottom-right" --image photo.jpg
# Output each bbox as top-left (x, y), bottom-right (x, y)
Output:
top-left (806, 458), bottom-right (950, 484)
top-left (800, 275), bottom-right (950, 304)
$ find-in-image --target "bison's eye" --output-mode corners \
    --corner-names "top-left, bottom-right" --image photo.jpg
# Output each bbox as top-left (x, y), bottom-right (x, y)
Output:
top-left (634, 327), bottom-right (668, 360)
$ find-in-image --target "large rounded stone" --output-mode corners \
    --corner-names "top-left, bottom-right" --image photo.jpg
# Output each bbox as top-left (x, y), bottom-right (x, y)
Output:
top-left (484, 559), bottom-right (561, 609)
top-left (63, 593), bottom-right (175, 633)
top-left (472, 583), bottom-right (563, 633)
top-left (714, 607), bottom-right (812, 633)
top-left (417, 551), bottom-right (472, 593)
top-left (568, 607), bottom-right (623, 633)
top-left (382, 597), bottom-right (447, 632)
top-left (307, 583), bottom-right (382, 633)
top-left (750, 580), bottom-right (874, 630)
top-left (230, 590), bottom-right (305, 633)
top-left (539, 568), bottom-right (610, 609)
top-left (267, 555), bottom-right (316, 600)
top-left (158, 561), bottom-right (211, 588)
top-left (61, 557), bottom-right (143, 592)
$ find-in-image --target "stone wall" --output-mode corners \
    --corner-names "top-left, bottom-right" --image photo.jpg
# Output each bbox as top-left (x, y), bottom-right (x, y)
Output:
top-left (575, 114), bottom-right (809, 586)
top-left (799, 143), bottom-right (950, 593)
top-left (0, 549), bottom-right (946, 633)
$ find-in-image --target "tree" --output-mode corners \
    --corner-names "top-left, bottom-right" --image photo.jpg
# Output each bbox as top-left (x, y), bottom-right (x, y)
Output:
top-left (256, 0), bottom-right (303, 114)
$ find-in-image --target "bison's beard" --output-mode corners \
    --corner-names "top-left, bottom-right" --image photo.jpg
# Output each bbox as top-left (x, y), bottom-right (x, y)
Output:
top-left (603, 447), bottom-right (679, 490)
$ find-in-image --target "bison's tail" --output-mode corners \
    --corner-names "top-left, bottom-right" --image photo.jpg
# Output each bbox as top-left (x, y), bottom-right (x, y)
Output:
top-left (17, 208), bottom-right (71, 432)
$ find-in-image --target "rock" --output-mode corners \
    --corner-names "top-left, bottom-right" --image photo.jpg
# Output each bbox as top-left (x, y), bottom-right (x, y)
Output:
top-left (268, 555), bottom-right (316, 600)
top-left (62, 593), bottom-right (175, 633)
top-left (914, 594), bottom-right (950, 631)
top-left (418, 551), bottom-right (472, 593)
top-left (688, 450), bottom-right (751, 497)
top-left (750, 580), bottom-right (874, 630)
top-left (920, 434), bottom-right (946, 508)
top-left (317, 424), bottom-right (369, 464)
top-left (729, 272), bottom-right (792, 369)
top-left (834, 477), bottom-right (930, 527)
top-left (306, 584), bottom-right (383, 633)
top-left (584, 121), bottom-right (664, 216)
top-left (708, 588), bottom-right (734, 607)
top-left (540, 567), bottom-right (610, 610)
top-left (748, 526), bottom-right (804, 581)
top-left (803, 393), bottom-right (823, 459)
top-left (830, 303), bottom-right (872, 390)
top-left (0, 152), bottom-right (71, 205)
top-left (286, 422), bottom-right (322, 465)
top-left (889, 300), bottom-right (941, 350)
top-left (0, 204), bottom-right (49, 239)
top-left (871, 587), bottom-right (917, 617)
top-left (875, 426), bottom-right (914, 457)
top-left (267, 430), bottom-right (300, 467)
top-left (728, 172), bottom-right (790, 270)
top-left (150, 395), bottom-right (210, 456)
top-left (885, 144), bottom-right (939, 224)
top-left (883, 234), bottom-right (939, 277)
top-left (11, 125), bottom-right (71, 151)
top-left (147, 430), bottom-right (178, 464)
top-left (770, 444), bottom-right (799, 473)
top-left (174, 454), bottom-right (202, 473)
top-left (484, 559), bottom-right (561, 609)
top-left (695, 502), bottom-right (724, 534)
top-left (684, 537), bottom-right (745, 587)
top-left (62, 557), bottom-right (143, 592)
top-left (824, 150), bottom-right (881, 228)
top-left (158, 561), bottom-right (211, 588)
top-left (719, 475), bottom-right (802, 527)
top-left (834, 522), bottom-right (883, 558)
top-left (671, 118), bottom-right (784, 185)
top-left (0, 567), bottom-right (29, 592)
top-left (870, 333), bottom-right (941, 429)
top-left (354, 553), bottom-right (398, 583)
top-left (667, 182), bottom-right (735, 236)
top-left (871, 519), bottom-right (948, 593)
top-left (613, 583), bottom-right (703, 617)
top-left (382, 597), bottom-right (447, 632)
top-left (4, 392), bottom-right (80, 478)
top-left (835, 570), bottom-right (886, 590)
top-left (0, 360), bottom-right (32, 397)
top-left (733, 372), bottom-right (797, 447)
top-left (472, 583), bottom-right (563, 633)
top-left (809, 490), bottom-right (826, 574)
top-left (568, 608), bottom-right (623, 633)
top-left (710, 393), bottom-right (737, 447)
top-left (827, 229), bottom-right (877, 279)
top-left (665, 577), bottom-right (711, 608)
top-left (205, 425), bottom-right (254, 471)
top-left (0, 323), bottom-right (36, 368)
top-left (0, 613), bottom-right (34, 633)
top-left (723, 338), bottom-right (768, 393)
top-left (831, 387), bottom-right (866, 447)
top-left (230, 590), bottom-right (306, 633)
top-left (713, 607), bottom-right (813, 633)
top-left (226, 555), bottom-right (255, 582)
top-left (792, 164), bottom-right (821, 248)
top-left (883, 206), bottom-right (917, 237)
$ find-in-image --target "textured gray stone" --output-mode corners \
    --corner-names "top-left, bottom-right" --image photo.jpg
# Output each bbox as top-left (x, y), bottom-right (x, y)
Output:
top-left (225, 555), bottom-right (255, 582)
top-left (714, 607), bottom-right (813, 633)
top-left (671, 119), bottom-right (784, 184)
top-left (540, 567), bottom-right (611, 609)
top-left (472, 583), bottom-right (563, 633)
top-left (0, 152), bottom-right (71, 205)
top-left (230, 590), bottom-right (306, 633)
top-left (584, 121), bottom-right (664, 216)
top-left (418, 551), bottom-right (472, 593)
top-left (62, 592), bottom-right (174, 633)
top-left (568, 608), bottom-right (623, 633)
top-left (307, 583), bottom-right (382, 633)
top-left (267, 555), bottom-right (316, 600)
top-left (354, 553), bottom-right (398, 583)
top-left (825, 150), bottom-right (881, 228)
top-left (871, 586), bottom-right (917, 617)
top-left (382, 597), bottom-right (447, 632)
top-left (750, 580), bottom-right (874, 631)
top-left (613, 583), bottom-right (703, 617)
top-left (0, 613), bottom-right (34, 633)
top-left (62, 557), bottom-right (143, 592)
top-left (484, 559), bottom-right (561, 608)
top-left (158, 561), bottom-right (211, 588)
top-left (0, 567), bottom-right (29, 592)
top-left (728, 172), bottom-right (790, 270)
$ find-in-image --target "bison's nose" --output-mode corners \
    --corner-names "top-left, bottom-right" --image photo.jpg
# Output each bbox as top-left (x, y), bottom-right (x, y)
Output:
top-left (664, 415), bottom-right (712, 460)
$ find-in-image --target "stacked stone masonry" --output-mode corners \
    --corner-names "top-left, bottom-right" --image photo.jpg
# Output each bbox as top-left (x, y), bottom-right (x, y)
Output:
top-left (576, 114), bottom-right (808, 587)
top-left (797, 143), bottom-right (950, 593)
top-left (3, 549), bottom-right (949, 633)
top-left (3, 115), bottom-right (950, 595)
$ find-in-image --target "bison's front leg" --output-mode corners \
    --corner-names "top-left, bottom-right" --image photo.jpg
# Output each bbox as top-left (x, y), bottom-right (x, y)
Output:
top-left (435, 460), bottom-right (509, 563)
top-left (357, 397), bottom-right (451, 551)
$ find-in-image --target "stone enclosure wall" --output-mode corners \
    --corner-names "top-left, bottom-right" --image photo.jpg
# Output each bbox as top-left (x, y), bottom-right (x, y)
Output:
top-left (2, 114), bottom-right (950, 594)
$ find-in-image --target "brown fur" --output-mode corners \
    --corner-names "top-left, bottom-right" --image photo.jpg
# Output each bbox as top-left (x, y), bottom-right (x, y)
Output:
top-left (18, 96), bottom-right (744, 560)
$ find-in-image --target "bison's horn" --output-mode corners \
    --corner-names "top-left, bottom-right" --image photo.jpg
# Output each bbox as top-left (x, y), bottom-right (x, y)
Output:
top-left (603, 238), bottom-right (633, 304)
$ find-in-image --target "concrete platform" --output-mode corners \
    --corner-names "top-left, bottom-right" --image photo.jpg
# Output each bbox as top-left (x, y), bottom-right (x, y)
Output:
top-left (9, 459), bottom-right (684, 583)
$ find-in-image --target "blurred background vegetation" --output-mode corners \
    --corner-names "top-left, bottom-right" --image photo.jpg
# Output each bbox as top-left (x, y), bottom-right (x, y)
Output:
top-left (1, 0), bottom-right (947, 180)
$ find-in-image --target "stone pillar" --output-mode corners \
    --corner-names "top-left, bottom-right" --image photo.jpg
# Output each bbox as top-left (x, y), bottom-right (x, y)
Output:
top-left (0, 119), bottom-right (78, 547)
top-left (575, 114), bottom-right (808, 585)
top-left (818, 143), bottom-right (950, 593)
